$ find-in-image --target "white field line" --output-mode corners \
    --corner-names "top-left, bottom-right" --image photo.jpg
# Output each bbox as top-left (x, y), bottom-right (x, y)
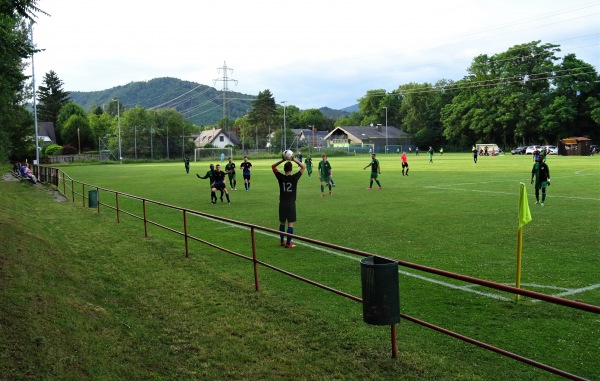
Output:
top-left (424, 186), bottom-right (600, 202)
top-left (188, 214), bottom-right (598, 302)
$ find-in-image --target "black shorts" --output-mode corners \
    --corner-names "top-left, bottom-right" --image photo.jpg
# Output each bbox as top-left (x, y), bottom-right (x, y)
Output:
top-left (243, 174), bottom-right (251, 180)
top-left (402, 162), bottom-right (409, 168)
top-left (214, 183), bottom-right (226, 191)
top-left (279, 202), bottom-right (296, 223)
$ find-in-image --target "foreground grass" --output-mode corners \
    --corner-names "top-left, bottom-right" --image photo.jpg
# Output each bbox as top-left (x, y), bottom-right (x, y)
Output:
top-left (1, 154), bottom-right (598, 380)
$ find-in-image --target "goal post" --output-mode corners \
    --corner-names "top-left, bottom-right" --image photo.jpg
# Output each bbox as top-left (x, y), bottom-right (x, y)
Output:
top-left (385, 145), bottom-right (403, 154)
top-left (194, 147), bottom-right (233, 162)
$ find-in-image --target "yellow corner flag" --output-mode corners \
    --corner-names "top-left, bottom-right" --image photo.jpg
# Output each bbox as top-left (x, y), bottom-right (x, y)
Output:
top-left (518, 183), bottom-right (532, 229)
top-left (516, 182), bottom-right (532, 303)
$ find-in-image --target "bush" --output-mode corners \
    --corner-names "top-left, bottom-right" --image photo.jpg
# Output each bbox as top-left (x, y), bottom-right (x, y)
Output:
top-left (62, 144), bottom-right (77, 155)
top-left (44, 144), bottom-right (62, 156)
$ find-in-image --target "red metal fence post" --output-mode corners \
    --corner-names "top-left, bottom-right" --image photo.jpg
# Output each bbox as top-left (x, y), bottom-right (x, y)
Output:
top-left (183, 210), bottom-right (189, 258)
top-left (251, 227), bottom-right (259, 292)
top-left (143, 199), bottom-right (148, 238)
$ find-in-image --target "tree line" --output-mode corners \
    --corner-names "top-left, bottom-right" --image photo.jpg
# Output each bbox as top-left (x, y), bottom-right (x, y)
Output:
top-left (2, 1), bottom-right (598, 163)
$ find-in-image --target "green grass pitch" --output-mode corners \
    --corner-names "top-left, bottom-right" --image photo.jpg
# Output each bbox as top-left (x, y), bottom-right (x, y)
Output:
top-left (56, 152), bottom-right (600, 378)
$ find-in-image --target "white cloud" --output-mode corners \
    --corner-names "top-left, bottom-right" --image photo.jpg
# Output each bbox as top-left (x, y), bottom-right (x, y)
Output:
top-left (32, 0), bottom-right (599, 109)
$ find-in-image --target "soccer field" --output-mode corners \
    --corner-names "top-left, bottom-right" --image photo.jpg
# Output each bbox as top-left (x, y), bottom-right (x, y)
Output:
top-left (58, 152), bottom-right (600, 378)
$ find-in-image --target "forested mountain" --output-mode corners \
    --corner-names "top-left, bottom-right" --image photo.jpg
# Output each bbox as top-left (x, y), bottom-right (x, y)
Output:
top-left (69, 77), bottom-right (257, 127)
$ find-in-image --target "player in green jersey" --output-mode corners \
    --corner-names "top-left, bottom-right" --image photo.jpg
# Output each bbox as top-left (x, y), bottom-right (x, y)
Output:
top-left (364, 153), bottom-right (382, 190)
top-left (318, 154), bottom-right (333, 196)
top-left (428, 146), bottom-right (434, 163)
top-left (225, 157), bottom-right (237, 190)
top-left (196, 164), bottom-right (217, 204)
top-left (531, 154), bottom-right (550, 206)
top-left (304, 153), bottom-right (313, 177)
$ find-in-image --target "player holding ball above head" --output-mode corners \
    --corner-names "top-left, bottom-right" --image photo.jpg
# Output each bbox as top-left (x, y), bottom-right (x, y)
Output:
top-left (272, 151), bottom-right (305, 248)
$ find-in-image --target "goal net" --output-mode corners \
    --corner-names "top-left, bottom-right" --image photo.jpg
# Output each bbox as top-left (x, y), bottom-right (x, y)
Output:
top-left (194, 147), bottom-right (233, 162)
top-left (385, 145), bottom-right (403, 154)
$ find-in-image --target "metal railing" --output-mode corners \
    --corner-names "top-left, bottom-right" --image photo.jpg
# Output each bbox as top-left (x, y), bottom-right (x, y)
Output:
top-left (38, 165), bottom-right (599, 380)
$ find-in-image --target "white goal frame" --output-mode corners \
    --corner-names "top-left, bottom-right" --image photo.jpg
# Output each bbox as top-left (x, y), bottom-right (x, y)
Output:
top-left (194, 147), bottom-right (233, 162)
top-left (385, 145), bottom-right (403, 154)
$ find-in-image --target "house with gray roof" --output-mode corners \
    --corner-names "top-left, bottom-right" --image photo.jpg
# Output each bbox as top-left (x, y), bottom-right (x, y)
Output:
top-left (323, 125), bottom-right (411, 153)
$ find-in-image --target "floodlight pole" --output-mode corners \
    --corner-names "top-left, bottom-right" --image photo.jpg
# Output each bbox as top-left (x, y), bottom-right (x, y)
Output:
top-left (282, 101), bottom-right (287, 150)
top-left (30, 23), bottom-right (40, 166)
top-left (383, 106), bottom-right (388, 152)
top-left (113, 98), bottom-right (122, 163)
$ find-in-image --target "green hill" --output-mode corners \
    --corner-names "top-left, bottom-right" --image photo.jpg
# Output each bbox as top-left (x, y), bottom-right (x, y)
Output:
top-left (69, 77), bottom-right (256, 127)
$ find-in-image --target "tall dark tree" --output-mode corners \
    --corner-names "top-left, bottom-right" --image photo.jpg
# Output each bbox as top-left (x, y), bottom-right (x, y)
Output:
top-left (247, 89), bottom-right (276, 148)
top-left (37, 70), bottom-right (70, 131)
top-left (0, 1), bottom-right (40, 161)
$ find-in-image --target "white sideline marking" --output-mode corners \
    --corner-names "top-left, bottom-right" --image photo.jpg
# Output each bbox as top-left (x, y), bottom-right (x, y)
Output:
top-left (189, 215), bottom-right (597, 302)
top-left (424, 186), bottom-right (600, 202)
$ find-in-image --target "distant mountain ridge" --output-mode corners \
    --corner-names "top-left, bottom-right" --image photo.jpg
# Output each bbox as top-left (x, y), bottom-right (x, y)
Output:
top-left (69, 77), bottom-right (354, 126)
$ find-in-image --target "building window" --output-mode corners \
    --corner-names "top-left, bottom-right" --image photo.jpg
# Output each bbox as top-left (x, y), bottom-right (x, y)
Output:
top-left (220, 136), bottom-right (224, 142)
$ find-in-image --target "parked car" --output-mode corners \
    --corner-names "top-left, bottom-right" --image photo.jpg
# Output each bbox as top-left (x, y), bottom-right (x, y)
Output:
top-left (525, 145), bottom-right (542, 154)
top-left (591, 145), bottom-right (598, 155)
top-left (543, 145), bottom-right (558, 155)
top-left (511, 146), bottom-right (527, 155)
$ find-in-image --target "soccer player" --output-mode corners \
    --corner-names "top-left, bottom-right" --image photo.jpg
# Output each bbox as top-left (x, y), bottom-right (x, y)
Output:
top-left (225, 157), bottom-right (237, 190)
top-left (401, 151), bottom-right (409, 176)
top-left (531, 154), bottom-right (550, 206)
top-left (318, 154), bottom-right (333, 196)
top-left (240, 156), bottom-right (253, 191)
top-left (428, 146), bottom-right (434, 163)
top-left (196, 164), bottom-right (217, 204)
top-left (305, 153), bottom-right (313, 177)
top-left (212, 164), bottom-right (231, 204)
top-left (272, 152), bottom-right (305, 248)
top-left (297, 151), bottom-right (303, 166)
top-left (364, 153), bottom-right (382, 189)
top-left (472, 146), bottom-right (478, 164)
top-left (183, 154), bottom-right (190, 174)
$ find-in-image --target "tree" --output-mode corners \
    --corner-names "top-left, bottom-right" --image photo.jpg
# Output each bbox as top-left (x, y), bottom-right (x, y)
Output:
top-left (37, 70), bottom-right (70, 136)
top-left (61, 115), bottom-right (94, 152)
top-left (247, 89), bottom-right (277, 148)
top-left (0, 3), bottom-right (39, 161)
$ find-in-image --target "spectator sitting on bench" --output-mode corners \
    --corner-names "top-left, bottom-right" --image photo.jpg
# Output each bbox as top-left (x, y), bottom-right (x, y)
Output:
top-left (13, 162), bottom-right (21, 175)
top-left (20, 163), bottom-right (37, 184)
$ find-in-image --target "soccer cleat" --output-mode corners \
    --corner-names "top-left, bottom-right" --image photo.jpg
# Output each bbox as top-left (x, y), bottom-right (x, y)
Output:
top-left (280, 241), bottom-right (285, 246)
top-left (378, 187), bottom-right (382, 190)
top-left (366, 187), bottom-right (371, 190)
top-left (329, 191), bottom-right (332, 196)
top-left (228, 201), bottom-right (231, 204)
top-left (321, 193), bottom-right (325, 197)
top-left (535, 201), bottom-right (539, 205)
top-left (285, 243), bottom-right (296, 248)
top-left (541, 203), bottom-right (544, 206)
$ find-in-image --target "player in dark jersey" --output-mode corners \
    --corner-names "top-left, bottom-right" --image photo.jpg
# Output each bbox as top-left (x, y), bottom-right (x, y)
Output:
top-left (531, 154), bottom-right (550, 206)
top-left (212, 164), bottom-right (231, 204)
top-left (304, 153), bottom-right (313, 177)
top-left (183, 154), bottom-right (190, 174)
top-left (196, 164), bottom-right (217, 204)
top-left (363, 153), bottom-right (382, 190)
top-left (240, 156), bottom-right (253, 191)
top-left (272, 152), bottom-right (305, 248)
top-left (318, 154), bottom-right (332, 196)
top-left (225, 157), bottom-right (237, 190)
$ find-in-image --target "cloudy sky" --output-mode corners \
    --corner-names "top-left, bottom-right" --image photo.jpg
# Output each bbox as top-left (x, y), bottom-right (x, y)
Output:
top-left (31, 0), bottom-right (599, 110)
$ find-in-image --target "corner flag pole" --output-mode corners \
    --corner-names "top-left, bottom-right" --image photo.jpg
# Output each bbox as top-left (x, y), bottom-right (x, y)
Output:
top-left (516, 183), bottom-right (532, 303)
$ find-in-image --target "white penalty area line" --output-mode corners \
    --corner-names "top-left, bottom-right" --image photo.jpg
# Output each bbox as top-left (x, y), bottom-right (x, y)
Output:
top-left (424, 185), bottom-right (600, 202)
top-left (189, 213), bottom-right (513, 301)
top-left (191, 210), bottom-right (599, 302)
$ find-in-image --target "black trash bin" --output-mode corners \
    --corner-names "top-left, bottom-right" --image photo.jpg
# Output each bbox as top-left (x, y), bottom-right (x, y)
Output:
top-left (88, 189), bottom-right (98, 208)
top-left (360, 256), bottom-right (400, 325)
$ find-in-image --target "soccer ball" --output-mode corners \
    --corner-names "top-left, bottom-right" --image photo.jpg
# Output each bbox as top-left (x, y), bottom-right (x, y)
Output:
top-left (283, 149), bottom-right (294, 161)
